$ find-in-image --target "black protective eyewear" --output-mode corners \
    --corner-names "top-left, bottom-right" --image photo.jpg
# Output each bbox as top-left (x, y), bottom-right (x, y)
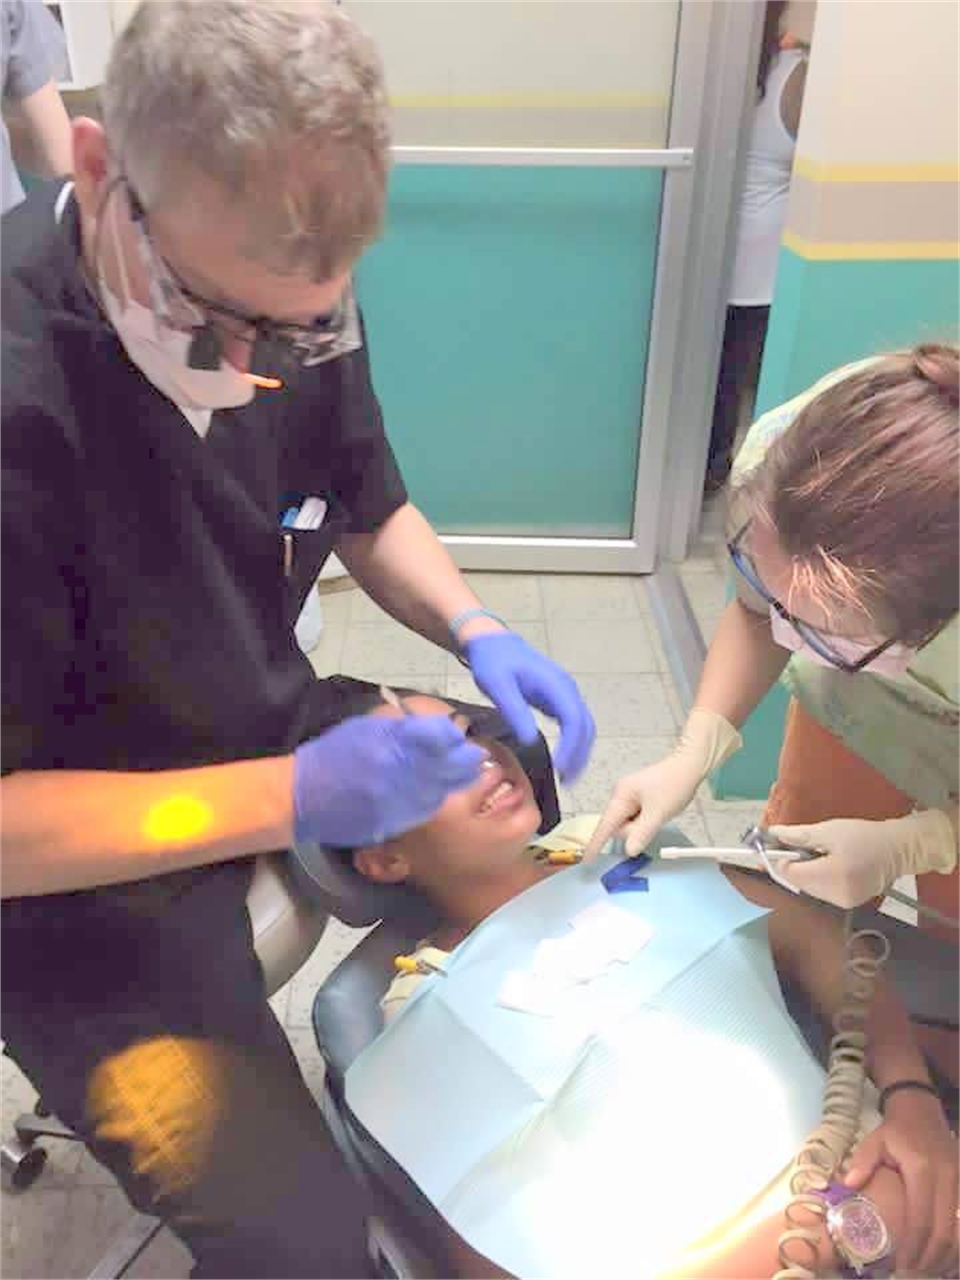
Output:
top-left (123, 180), bottom-right (348, 369)
top-left (387, 690), bottom-right (511, 744)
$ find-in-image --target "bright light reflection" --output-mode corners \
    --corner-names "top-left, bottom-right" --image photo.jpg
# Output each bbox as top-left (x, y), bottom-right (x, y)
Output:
top-left (142, 794), bottom-right (213, 844)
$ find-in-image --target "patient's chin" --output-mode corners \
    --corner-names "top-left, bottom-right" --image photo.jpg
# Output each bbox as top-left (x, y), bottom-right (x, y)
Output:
top-left (482, 799), bottom-right (540, 850)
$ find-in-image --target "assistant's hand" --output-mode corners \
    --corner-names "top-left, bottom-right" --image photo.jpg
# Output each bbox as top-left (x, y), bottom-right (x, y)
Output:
top-left (583, 707), bottom-right (742, 860)
top-left (462, 632), bottom-right (595, 783)
top-left (774, 809), bottom-right (957, 908)
top-left (293, 714), bottom-right (486, 847)
top-left (844, 1091), bottom-right (958, 1277)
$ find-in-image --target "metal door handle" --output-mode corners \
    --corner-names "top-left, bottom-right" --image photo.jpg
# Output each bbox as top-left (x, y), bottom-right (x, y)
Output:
top-left (391, 145), bottom-right (693, 168)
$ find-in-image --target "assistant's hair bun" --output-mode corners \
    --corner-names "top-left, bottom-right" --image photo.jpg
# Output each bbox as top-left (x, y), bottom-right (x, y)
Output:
top-left (913, 342), bottom-right (959, 406)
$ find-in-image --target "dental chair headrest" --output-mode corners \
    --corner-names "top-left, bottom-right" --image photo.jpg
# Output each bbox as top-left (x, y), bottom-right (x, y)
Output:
top-left (286, 839), bottom-right (441, 931)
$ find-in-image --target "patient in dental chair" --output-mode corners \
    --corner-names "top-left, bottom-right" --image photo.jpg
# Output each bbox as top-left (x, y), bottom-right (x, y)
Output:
top-left (339, 694), bottom-right (957, 1280)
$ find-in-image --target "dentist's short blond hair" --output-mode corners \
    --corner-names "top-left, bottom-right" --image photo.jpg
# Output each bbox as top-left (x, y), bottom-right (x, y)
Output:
top-left (101, 0), bottom-right (391, 281)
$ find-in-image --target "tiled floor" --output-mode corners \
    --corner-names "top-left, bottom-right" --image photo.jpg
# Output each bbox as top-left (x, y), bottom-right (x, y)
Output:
top-left (2, 567), bottom-right (768, 1278)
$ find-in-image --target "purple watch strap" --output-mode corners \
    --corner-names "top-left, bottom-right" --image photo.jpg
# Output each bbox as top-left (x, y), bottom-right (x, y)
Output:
top-left (822, 1182), bottom-right (856, 1207)
top-left (855, 1261), bottom-right (893, 1278)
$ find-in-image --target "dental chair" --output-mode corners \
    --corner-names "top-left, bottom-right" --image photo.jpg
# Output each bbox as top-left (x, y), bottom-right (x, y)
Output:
top-left (1, 852), bottom-right (329, 1279)
top-left (8, 835), bottom-right (953, 1280)
top-left (301, 839), bottom-right (960, 1280)
top-left (290, 853), bottom-right (453, 1278)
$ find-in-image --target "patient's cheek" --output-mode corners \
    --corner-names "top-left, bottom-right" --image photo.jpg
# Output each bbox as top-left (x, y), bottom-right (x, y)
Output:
top-left (415, 800), bottom-right (474, 862)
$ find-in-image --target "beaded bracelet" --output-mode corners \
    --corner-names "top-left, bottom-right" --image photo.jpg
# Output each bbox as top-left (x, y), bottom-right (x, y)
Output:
top-left (448, 607), bottom-right (508, 644)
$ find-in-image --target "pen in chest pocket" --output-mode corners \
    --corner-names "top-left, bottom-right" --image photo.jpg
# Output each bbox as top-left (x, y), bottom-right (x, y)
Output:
top-left (279, 496), bottom-right (329, 579)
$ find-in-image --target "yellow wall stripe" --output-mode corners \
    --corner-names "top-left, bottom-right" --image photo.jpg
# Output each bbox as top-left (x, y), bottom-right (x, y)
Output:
top-left (390, 91), bottom-right (667, 112)
top-left (793, 157), bottom-right (960, 184)
top-left (783, 229), bottom-right (960, 261)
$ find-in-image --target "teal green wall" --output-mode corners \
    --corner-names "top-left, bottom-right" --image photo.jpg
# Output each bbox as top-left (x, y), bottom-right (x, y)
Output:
top-left (713, 246), bottom-right (960, 801)
top-left (710, 679), bottom-right (792, 801)
top-left (356, 165), bottom-right (662, 536)
top-left (756, 248), bottom-right (960, 414)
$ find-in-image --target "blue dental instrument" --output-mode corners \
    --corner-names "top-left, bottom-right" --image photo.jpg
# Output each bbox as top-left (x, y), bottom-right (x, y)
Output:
top-left (601, 853), bottom-right (651, 894)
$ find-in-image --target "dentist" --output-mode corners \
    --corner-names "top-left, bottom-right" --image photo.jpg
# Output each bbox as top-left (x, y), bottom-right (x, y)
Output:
top-left (1, 2), bottom-right (592, 1274)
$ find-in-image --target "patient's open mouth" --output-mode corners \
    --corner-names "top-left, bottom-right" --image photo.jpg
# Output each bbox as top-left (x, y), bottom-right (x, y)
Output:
top-left (476, 760), bottom-right (525, 816)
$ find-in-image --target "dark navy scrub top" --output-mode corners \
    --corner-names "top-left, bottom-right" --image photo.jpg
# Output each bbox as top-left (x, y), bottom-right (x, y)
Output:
top-left (1, 181), bottom-right (408, 780)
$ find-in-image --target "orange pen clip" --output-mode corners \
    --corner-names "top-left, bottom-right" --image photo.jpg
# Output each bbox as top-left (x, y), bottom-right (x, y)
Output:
top-left (245, 372), bottom-right (284, 390)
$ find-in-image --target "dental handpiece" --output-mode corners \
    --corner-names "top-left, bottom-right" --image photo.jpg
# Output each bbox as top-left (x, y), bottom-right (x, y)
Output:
top-left (742, 824), bottom-right (821, 861)
top-left (379, 684), bottom-right (411, 716)
top-left (747, 824), bottom-right (957, 926)
top-left (741, 826), bottom-right (957, 927)
top-left (742, 824), bottom-right (821, 893)
top-left (658, 825), bottom-right (819, 892)
top-left (659, 826), bottom-right (817, 868)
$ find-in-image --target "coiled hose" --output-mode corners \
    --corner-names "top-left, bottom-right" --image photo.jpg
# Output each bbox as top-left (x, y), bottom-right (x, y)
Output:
top-left (774, 919), bottom-right (892, 1280)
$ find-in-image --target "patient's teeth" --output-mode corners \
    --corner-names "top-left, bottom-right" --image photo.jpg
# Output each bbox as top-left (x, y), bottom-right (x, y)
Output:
top-left (480, 779), bottom-right (515, 813)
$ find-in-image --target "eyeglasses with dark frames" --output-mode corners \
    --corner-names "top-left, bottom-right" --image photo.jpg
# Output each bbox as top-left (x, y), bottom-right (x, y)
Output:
top-left (121, 177), bottom-right (351, 370)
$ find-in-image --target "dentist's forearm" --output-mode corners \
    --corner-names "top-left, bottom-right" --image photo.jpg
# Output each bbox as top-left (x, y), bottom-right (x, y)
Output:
top-left (1, 757), bottom-right (294, 898)
top-left (338, 503), bottom-right (506, 650)
top-left (693, 599), bottom-right (789, 729)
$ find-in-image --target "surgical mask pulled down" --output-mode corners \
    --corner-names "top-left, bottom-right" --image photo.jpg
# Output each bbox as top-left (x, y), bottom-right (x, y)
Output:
top-left (768, 608), bottom-right (916, 677)
top-left (97, 191), bottom-right (255, 413)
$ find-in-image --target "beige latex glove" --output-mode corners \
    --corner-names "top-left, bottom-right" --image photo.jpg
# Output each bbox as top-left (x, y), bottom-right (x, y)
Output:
top-left (582, 707), bottom-right (742, 860)
top-left (773, 808), bottom-right (958, 908)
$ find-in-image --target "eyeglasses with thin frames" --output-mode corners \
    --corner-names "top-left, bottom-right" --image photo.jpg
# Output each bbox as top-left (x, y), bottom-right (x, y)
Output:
top-left (726, 521), bottom-right (896, 674)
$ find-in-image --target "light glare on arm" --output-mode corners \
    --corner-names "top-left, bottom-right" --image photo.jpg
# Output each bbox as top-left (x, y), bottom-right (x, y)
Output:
top-left (142, 794), bottom-right (214, 844)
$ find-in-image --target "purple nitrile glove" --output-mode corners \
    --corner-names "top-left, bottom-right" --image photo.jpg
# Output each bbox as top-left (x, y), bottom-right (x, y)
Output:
top-left (463, 631), bottom-right (595, 783)
top-left (293, 714), bottom-right (485, 847)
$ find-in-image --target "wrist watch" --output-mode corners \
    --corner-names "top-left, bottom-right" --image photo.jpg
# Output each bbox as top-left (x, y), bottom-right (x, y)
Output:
top-left (812, 1183), bottom-right (894, 1278)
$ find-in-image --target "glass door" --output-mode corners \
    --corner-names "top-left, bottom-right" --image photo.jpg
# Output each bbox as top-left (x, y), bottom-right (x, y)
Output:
top-left (345, 1), bottom-right (707, 571)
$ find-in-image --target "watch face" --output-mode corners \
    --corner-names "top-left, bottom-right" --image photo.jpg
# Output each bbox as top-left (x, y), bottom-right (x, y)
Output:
top-left (832, 1197), bottom-right (890, 1262)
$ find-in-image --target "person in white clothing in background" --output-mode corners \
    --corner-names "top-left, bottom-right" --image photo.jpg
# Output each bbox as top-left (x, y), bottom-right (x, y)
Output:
top-left (704, 0), bottom-right (811, 493)
top-left (1, 0), bottom-right (72, 214)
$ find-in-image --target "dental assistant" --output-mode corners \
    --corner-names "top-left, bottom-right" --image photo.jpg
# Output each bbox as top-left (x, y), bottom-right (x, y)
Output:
top-left (0, 2), bottom-right (592, 1273)
top-left (588, 346), bottom-right (958, 917)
